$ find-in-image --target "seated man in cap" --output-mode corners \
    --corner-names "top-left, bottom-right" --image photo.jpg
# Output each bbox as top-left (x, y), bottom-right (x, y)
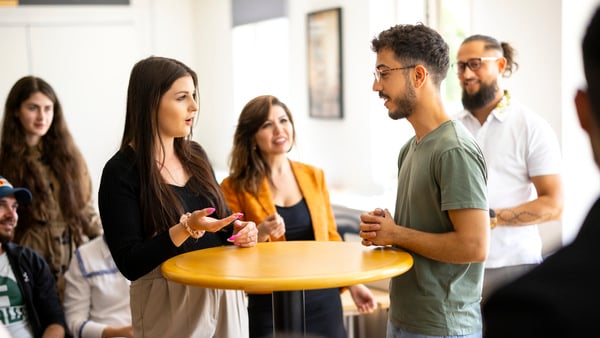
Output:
top-left (0, 175), bottom-right (67, 338)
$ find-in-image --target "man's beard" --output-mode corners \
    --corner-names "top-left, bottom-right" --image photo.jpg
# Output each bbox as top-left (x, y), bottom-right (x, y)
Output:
top-left (0, 231), bottom-right (11, 246)
top-left (0, 218), bottom-right (15, 245)
top-left (462, 80), bottom-right (498, 111)
top-left (388, 84), bottom-right (417, 120)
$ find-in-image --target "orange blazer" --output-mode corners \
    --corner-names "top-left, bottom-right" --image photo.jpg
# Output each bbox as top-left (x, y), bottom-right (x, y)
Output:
top-left (221, 160), bottom-right (341, 242)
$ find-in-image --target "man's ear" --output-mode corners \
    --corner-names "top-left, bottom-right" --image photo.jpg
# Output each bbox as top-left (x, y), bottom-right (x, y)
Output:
top-left (414, 65), bottom-right (428, 87)
top-left (575, 89), bottom-right (593, 133)
top-left (496, 56), bottom-right (507, 75)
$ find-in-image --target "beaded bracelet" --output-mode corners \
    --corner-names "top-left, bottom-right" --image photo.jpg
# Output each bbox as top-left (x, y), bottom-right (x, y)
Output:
top-left (180, 212), bottom-right (205, 239)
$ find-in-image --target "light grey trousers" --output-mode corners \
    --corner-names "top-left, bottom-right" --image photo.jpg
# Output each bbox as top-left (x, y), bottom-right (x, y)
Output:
top-left (130, 266), bottom-right (249, 338)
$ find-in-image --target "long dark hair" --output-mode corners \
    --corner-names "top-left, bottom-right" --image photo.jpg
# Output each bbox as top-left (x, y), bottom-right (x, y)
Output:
top-left (227, 95), bottom-right (296, 194)
top-left (123, 56), bottom-right (228, 237)
top-left (0, 76), bottom-right (92, 245)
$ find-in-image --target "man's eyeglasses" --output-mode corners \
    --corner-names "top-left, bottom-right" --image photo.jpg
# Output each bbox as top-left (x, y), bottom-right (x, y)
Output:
top-left (454, 57), bottom-right (498, 73)
top-left (373, 65), bottom-right (416, 83)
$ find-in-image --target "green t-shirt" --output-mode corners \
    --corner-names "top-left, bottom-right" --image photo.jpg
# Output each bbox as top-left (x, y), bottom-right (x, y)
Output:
top-left (390, 120), bottom-right (488, 336)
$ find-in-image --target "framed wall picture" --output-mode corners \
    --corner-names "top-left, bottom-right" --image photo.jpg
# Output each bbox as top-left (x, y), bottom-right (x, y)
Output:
top-left (307, 7), bottom-right (343, 119)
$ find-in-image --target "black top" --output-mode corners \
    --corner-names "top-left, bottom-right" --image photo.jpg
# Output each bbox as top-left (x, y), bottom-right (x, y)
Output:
top-left (98, 145), bottom-right (232, 281)
top-left (483, 197), bottom-right (600, 338)
top-left (276, 198), bottom-right (314, 241)
top-left (250, 198), bottom-right (345, 338)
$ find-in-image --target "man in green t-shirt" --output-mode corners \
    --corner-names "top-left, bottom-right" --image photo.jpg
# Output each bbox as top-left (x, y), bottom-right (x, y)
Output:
top-left (359, 23), bottom-right (490, 337)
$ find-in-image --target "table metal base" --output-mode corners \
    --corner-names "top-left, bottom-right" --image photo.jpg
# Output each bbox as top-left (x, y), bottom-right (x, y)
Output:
top-left (272, 290), bottom-right (305, 337)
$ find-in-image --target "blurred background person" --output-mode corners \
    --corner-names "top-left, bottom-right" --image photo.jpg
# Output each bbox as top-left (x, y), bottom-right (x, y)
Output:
top-left (483, 7), bottom-right (600, 337)
top-left (63, 235), bottom-right (132, 338)
top-left (454, 35), bottom-right (563, 303)
top-left (0, 76), bottom-right (103, 301)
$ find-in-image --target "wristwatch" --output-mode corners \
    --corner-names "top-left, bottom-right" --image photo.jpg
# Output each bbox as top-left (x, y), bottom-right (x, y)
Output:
top-left (489, 209), bottom-right (497, 229)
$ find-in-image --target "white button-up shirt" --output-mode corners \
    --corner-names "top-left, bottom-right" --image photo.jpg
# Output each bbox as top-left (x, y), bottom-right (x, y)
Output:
top-left (64, 236), bottom-right (131, 338)
top-left (455, 95), bottom-right (562, 268)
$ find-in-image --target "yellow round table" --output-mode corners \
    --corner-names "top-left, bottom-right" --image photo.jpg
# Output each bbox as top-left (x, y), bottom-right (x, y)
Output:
top-left (161, 241), bottom-right (413, 336)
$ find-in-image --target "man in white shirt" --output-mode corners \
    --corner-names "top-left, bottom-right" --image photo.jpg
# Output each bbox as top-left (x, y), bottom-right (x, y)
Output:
top-left (482, 8), bottom-right (600, 336)
top-left (454, 35), bottom-right (564, 303)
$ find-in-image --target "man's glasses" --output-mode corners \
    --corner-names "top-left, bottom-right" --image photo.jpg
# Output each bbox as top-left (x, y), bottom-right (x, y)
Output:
top-left (373, 65), bottom-right (416, 83)
top-left (454, 57), bottom-right (498, 73)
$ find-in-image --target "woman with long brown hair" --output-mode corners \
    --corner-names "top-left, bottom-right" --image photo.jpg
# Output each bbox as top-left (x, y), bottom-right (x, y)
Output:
top-left (0, 76), bottom-right (103, 301)
top-left (222, 95), bottom-right (376, 338)
top-left (98, 56), bottom-right (258, 337)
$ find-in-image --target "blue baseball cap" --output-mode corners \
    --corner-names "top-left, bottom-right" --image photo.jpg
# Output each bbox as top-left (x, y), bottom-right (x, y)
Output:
top-left (0, 176), bottom-right (32, 204)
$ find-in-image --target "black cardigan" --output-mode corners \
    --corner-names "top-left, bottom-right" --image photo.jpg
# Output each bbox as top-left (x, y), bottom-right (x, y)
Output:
top-left (98, 144), bottom-right (233, 281)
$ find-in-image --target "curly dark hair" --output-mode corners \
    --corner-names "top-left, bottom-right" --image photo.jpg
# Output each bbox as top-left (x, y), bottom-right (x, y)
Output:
top-left (371, 23), bottom-right (449, 86)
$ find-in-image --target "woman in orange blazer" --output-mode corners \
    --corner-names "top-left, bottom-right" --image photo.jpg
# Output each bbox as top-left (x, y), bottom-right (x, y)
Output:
top-left (221, 95), bottom-right (376, 338)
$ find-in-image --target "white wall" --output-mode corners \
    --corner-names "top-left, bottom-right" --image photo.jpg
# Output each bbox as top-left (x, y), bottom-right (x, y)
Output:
top-left (0, 3), bottom-right (148, 204)
top-left (0, 0), bottom-right (208, 204)
top-left (0, 0), bottom-right (598, 248)
top-left (189, 0), bottom-right (235, 172)
top-left (287, 0), bottom-right (388, 197)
